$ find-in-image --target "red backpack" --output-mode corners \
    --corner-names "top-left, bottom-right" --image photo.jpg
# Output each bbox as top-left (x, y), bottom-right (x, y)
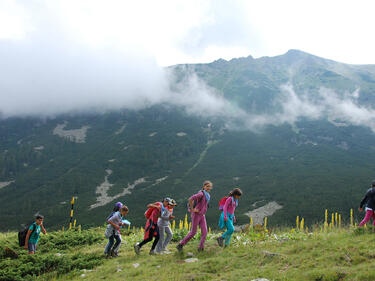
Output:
top-left (144, 202), bottom-right (161, 219)
top-left (218, 196), bottom-right (229, 210)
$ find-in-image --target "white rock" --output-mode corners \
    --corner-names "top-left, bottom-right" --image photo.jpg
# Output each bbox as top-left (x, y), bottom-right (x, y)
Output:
top-left (55, 253), bottom-right (62, 257)
top-left (80, 274), bottom-right (86, 278)
top-left (184, 258), bottom-right (199, 263)
top-left (186, 252), bottom-right (194, 257)
top-left (133, 263), bottom-right (140, 268)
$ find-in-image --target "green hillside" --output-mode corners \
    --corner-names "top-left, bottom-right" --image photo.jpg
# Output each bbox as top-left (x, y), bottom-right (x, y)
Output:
top-left (1, 50), bottom-right (375, 230)
top-left (1, 224), bottom-right (375, 281)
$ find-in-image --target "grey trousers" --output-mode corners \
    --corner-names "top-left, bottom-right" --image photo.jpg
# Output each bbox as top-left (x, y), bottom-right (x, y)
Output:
top-left (155, 225), bottom-right (172, 253)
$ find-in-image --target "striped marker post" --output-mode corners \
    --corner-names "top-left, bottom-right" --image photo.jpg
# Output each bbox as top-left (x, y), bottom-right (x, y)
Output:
top-left (69, 197), bottom-right (75, 231)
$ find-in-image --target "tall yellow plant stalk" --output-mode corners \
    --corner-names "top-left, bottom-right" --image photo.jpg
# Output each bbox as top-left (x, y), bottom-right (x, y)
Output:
top-left (350, 209), bottom-right (354, 227)
top-left (331, 213), bottom-right (334, 229)
top-left (264, 216), bottom-right (268, 230)
top-left (172, 220), bottom-right (176, 231)
top-left (339, 214), bottom-right (341, 228)
top-left (179, 220), bottom-right (183, 230)
top-left (301, 218), bottom-right (304, 231)
top-left (296, 216), bottom-right (300, 230)
top-left (335, 212), bottom-right (338, 227)
top-left (324, 209), bottom-right (328, 230)
top-left (184, 214), bottom-right (189, 230)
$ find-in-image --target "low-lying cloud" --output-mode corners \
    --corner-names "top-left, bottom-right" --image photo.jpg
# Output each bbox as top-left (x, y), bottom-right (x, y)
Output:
top-left (1, 1), bottom-right (375, 134)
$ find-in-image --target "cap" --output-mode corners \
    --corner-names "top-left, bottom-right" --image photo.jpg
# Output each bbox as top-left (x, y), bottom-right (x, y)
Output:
top-left (164, 197), bottom-right (173, 204)
top-left (115, 202), bottom-right (123, 208)
top-left (170, 199), bottom-right (177, 206)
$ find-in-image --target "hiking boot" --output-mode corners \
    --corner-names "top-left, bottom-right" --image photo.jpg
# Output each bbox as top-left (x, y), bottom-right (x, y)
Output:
top-left (216, 236), bottom-right (224, 247)
top-left (111, 250), bottom-right (118, 257)
top-left (176, 244), bottom-right (183, 252)
top-left (134, 243), bottom-right (141, 255)
top-left (149, 249), bottom-right (156, 255)
top-left (197, 247), bottom-right (204, 252)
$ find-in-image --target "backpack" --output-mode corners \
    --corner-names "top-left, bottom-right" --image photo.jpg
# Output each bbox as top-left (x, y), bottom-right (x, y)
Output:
top-left (18, 223), bottom-right (37, 247)
top-left (187, 191), bottom-right (205, 212)
top-left (218, 196), bottom-right (230, 210)
top-left (144, 202), bottom-right (161, 219)
top-left (106, 211), bottom-right (116, 221)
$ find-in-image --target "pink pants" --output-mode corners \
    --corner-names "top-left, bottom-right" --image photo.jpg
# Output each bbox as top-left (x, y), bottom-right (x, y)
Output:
top-left (180, 213), bottom-right (207, 249)
top-left (359, 210), bottom-right (375, 227)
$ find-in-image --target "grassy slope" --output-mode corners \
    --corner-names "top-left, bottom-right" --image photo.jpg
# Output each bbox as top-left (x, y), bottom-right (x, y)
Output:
top-left (0, 226), bottom-right (371, 281)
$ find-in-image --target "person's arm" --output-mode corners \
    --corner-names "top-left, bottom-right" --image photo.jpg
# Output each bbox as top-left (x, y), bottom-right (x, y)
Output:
top-left (147, 203), bottom-right (161, 209)
top-left (108, 215), bottom-right (120, 230)
top-left (40, 223), bottom-right (47, 235)
top-left (24, 228), bottom-right (33, 249)
top-left (189, 193), bottom-right (202, 213)
top-left (223, 197), bottom-right (232, 221)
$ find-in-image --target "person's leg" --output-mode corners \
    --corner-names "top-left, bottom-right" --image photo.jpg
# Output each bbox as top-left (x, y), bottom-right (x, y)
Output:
top-left (112, 235), bottom-right (122, 255)
top-left (359, 210), bottom-right (373, 226)
top-left (104, 236), bottom-right (114, 255)
top-left (223, 216), bottom-right (234, 246)
top-left (150, 226), bottom-right (160, 251)
top-left (28, 242), bottom-right (36, 255)
top-left (179, 213), bottom-right (199, 246)
top-left (198, 215), bottom-right (207, 250)
top-left (371, 211), bottom-right (375, 226)
top-left (156, 226), bottom-right (165, 253)
top-left (163, 226), bottom-right (173, 251)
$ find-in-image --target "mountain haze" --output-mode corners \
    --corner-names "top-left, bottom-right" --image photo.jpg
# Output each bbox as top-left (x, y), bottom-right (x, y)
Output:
top-left (1, 50), bottom-right (375, 231)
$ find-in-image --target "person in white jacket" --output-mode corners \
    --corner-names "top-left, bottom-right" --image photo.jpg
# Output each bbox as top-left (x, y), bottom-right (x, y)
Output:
top-left (155, 198), bottom-right (176, 253)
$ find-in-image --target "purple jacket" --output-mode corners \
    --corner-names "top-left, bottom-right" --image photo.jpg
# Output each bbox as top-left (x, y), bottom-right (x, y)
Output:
top-left (189, 191), bottom-right (208, 215)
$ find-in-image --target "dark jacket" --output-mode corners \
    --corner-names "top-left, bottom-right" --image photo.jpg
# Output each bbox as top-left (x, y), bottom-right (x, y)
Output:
top-left (360, 187), bottom-right (375, 210)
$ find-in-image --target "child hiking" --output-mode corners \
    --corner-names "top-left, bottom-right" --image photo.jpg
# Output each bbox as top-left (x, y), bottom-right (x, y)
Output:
top-left (358, 180), bottom-right (375, 227)
top-left (104, 205), bottom-right (129, 258)
top-left (155, 198), bottom-right (176, 254)
top-left (176, 180), bottom-right (213, 252)
top-left (217, 188), bottom-right (242, 247)
top-left (24, 215), bottom-right (47, 254)
top-left (134, 199), bottom-right (169, 255)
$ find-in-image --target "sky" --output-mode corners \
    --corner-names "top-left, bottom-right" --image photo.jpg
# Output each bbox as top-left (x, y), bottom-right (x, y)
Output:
top-left (1, 0), bottom-right (375, 66)
top-left (1, 0), bottom-right (375, 130)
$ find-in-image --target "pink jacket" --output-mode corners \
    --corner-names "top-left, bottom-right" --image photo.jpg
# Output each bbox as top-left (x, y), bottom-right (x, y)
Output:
top-left (223, 196), bottom-right (237, 221)
top-left (190, 191), bottom-right (208, 215)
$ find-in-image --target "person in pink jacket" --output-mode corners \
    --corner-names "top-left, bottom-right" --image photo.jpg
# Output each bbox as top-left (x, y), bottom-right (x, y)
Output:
top-left (176, 180), bottom-right (213, 252)
top-left (217, 188), bottom-right (242, 247)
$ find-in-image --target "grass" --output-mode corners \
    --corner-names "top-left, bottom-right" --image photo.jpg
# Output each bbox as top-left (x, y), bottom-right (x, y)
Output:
top-left (2, 226), bottom-right (375, 281)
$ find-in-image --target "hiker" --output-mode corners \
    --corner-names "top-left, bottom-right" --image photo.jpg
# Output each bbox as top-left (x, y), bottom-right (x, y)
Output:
top-left (358, 180), bottom-right (375, 227)
top-left (176, 180), bottom-right (213, 252)
top-left (134, 199), bottom-right (168, 255)
top-left (104, 205), bottom-right (129, 258)
top-left (217, 188), bottom-right (243, 247)
top-left (155, 198), bottom-right (176, 254)
top-left (108, 202), bottom-right (124, 218)
top-left (24, 215), bottom-right (47, 254)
